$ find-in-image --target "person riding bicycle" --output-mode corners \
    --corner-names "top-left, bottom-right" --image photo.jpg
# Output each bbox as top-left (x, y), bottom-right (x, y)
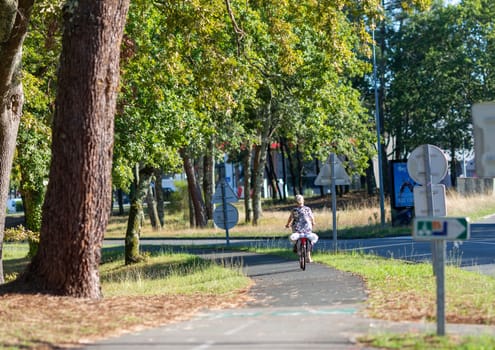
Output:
top-left (285, 194), bottom-right (319, 262)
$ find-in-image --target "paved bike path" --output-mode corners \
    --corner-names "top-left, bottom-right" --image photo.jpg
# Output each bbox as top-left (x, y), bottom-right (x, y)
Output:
top-left (81, 251), bottom-right (374, 349)
top-left (82, 250), bottom-right (495, 349)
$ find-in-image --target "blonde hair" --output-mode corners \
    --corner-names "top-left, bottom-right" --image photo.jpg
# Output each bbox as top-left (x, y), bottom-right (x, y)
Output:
top-left (295, 194), bottom-right (304, 205)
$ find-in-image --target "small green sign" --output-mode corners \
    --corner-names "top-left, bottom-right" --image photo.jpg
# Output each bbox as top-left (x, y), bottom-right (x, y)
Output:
top-left (413, 217), bottom-right (469, 240)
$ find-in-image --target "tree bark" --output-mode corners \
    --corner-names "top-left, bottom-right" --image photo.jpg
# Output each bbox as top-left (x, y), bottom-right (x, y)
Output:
top-left (282, 140), bottom-right (297, 197)
top-left (24, 0), bottom-right (130, 298)
top-left (242, 143), bottom-right (252, 223)
top-left (0, 0), bottom-right (34, 283)
top-left (116, 188), bottom-right (125, 215)
top-left (295, 144), bottom-right (303, 195)
top-left (252, 144), bottom-right (263, 225)
top-left (203, 140), bottom-right (215, 220)
top-left (252, 128), bottom-right (271, 223)
top-left (181, 149), bottom-right (207, 227)
top-left (146, 182), bottom-right (160, 230)
top-left (266, 144), bottom-right (281, 200)
top-left (279, 138), bottom-right (288, 200)
top-left (315, 158), bottom-right (324, 197)
top-left (154, 168), bottom-right (164, 227)
top-left (125, 165), bottom-right (152, 264)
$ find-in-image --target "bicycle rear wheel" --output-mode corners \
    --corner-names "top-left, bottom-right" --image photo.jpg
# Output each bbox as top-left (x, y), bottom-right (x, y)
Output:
top-left (299, 241), bottom-right (306, 271)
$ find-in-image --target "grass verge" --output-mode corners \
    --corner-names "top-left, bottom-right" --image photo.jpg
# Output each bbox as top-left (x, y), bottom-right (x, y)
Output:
top-left (244, 246), bottom-right (495, 349)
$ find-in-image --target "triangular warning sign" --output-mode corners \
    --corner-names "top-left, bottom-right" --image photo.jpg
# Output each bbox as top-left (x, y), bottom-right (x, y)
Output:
top-left (212, 180), bottom-right (238, 204)
top-left (314, 156), bottom-right (351, 186)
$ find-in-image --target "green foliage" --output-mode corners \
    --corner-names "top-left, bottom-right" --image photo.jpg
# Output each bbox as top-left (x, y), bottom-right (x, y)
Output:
top-left (386, 0), bottom-right (495, 158)
top-left (165, 180), bottom-right (188, 214)
top-left (4, 225), bottom-right (37, 242)
top-left (16, 0), bottom-right (62, 232)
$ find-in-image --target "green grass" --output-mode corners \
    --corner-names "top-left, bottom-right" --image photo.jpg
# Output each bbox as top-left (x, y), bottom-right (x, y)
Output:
top-left (100, 248), bottom-right (248, 296)
top-left (3, 243), bottom-right (251, 297)
top-left (359, 333), bottom-right (495, 349)
top-left (3, 243), bottom-right (30, 282)
top-left (318, 252), bottom-right (495, 322)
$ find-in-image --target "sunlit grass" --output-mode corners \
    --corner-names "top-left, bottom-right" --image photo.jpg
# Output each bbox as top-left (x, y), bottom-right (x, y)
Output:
top-left (359, 333), bottom-right (495, 350)
top-left (100, 249), bottom-right (250, 296)
top-left (315, 251), bottom-right (495, 324)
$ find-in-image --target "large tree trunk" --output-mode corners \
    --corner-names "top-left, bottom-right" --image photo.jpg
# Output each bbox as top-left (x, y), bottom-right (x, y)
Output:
top-left (0, 0), bottom-right (34, 283)
top-left (181, 149), bottom-right (207, 227)
top-left (24, 0), bottom-right (130, 298)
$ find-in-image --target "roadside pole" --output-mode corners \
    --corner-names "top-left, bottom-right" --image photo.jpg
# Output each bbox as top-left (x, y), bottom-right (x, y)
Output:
top-left (408, 144), bottom-right (449, 336)
top-left (221, 182), bottom-right (230, 246)
top-left (331, 153), bottom-right (337, 251)
top-left (422, 144), bottom-right (446, 336)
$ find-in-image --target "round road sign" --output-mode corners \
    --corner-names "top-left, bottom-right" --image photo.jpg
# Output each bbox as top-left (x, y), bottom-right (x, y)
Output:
top-left (407, 144), bottom-right (448, 185)
top-left (213, 203), bottom-right (239, 230)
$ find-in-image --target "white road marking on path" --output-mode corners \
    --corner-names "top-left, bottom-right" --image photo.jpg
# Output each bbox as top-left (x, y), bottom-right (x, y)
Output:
top-left (197, 308), bottom-right (359, 320)
top-left (340, 242), bottom-right (412, 251)
top-left (191, 340), bottom-right (215, 350)
top-left (224, 319), bottom-right (257, 336)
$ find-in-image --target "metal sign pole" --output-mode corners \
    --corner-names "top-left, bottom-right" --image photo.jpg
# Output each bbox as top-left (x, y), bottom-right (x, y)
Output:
top-left (331, 153), bottom-right (337, 251)
top-left (423, 145), bottom-right (445, 336)
top-left (221, 181), bottom-right (230, 246)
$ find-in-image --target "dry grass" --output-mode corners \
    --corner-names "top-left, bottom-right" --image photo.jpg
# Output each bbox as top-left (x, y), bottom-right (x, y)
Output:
top-left (106, 191), bottom-right (495, 239)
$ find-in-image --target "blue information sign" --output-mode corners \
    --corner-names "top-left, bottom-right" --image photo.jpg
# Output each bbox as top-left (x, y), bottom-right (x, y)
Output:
top-left (391, 160), bottom-right (417, 208)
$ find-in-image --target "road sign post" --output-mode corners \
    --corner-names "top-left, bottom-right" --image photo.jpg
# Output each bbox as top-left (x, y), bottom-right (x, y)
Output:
top-left (314, 154), bottom-right (351, 251)
top-left (407, 144), bottom-right (450, 336)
